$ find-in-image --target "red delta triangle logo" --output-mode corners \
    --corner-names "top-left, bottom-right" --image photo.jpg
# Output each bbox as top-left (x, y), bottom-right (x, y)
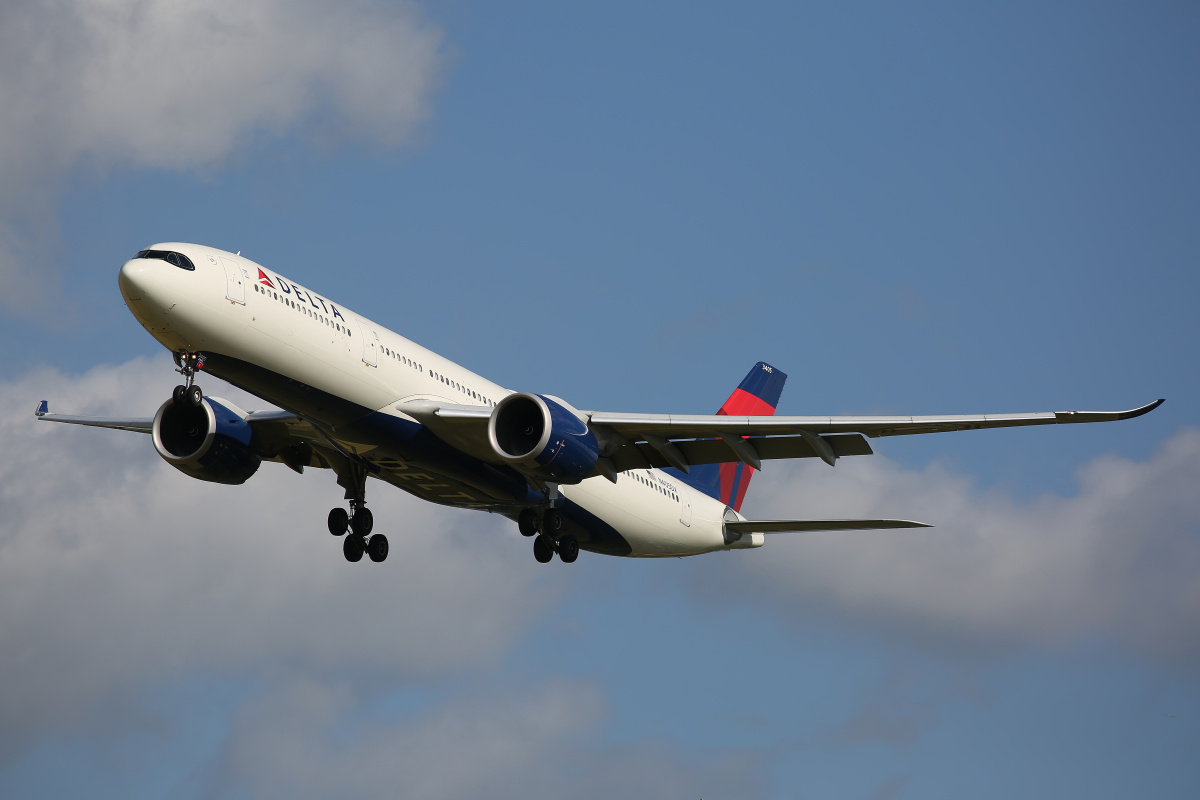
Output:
top-left (258, 269), bottom-right (275, 289)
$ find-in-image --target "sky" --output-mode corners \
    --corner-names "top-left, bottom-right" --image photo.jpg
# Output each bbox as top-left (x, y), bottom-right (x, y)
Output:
top-left (0, 1), bottom-right (1197, 797)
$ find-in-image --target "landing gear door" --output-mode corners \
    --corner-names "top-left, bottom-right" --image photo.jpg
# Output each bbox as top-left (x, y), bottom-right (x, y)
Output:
top-left (219, 257), bottom-right (246, 304)
top-left (356, 318), bottom-right (378, 366)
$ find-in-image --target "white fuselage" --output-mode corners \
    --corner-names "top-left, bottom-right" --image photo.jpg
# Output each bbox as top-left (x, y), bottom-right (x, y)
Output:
top-left (118, 243), bottom-right (761, 557)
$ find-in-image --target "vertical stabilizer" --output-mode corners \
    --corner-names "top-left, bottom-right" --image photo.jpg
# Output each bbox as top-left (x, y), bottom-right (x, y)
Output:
top-left (665, 362), bottom-right (787, 512)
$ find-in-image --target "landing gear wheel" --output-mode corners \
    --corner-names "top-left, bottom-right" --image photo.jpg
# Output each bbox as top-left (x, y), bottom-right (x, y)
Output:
top-left (351, 507), bottom-right (374, 536)
top-left (327, 508), bottom-right (349, 536)
top-left (186, 385), bottom-right (203, 407)
top-left (172, 385), bottom-right (186, 405)
top-left (533, 534), bottom-right (554, 564)
top-left (343, 534), bottom-right (365, 562)
top-left (518, 508), bottom-right (538, 537)
top-left (558, 535), bottom-right (579, 563)
top-left (543, 508), bottom-right (565, 535)
top-left (367, 534), bottom-right (389, 563)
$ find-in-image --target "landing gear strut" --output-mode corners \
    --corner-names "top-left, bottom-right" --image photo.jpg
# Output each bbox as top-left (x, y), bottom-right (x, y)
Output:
top-left (329, 458), bottom-right (387, 563)
top-left (171, 351), bottom-right (206, 407)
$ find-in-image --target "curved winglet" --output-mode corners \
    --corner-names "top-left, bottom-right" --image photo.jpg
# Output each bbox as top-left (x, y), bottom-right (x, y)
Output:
top-left (1119, 398), bottom-right (1165, 420)
top-left (1053, 398), bottom-right (1165, 424)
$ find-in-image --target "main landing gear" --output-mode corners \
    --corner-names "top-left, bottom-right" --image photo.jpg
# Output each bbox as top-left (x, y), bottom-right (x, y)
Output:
top-left (329, 501), bottom-right (388, 563)
top-left (519, 506), bottom-right (579, 564)
top-left (327, 461), bottom-right (388, 563)
top-left (171, 351), bottom-right (205, 407)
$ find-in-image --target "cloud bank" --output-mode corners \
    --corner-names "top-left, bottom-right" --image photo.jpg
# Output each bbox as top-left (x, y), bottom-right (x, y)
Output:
top-left (709, 431), bottom-right (1200, 662)
top-left (3, 360), bottom-right (766, 798)
top-left (1, 359), bottom-right (549, 761)
top-left (3, 359), bottom-right (1195, 795)
top-left (0, 0), bottom-right (443, 311)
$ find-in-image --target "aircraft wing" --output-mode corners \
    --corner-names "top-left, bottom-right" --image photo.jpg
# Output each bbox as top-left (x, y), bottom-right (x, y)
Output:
top-left (34, 400), bottom-right (333, 473)
top-left (589, 398), bottom-right (1164, 439)
top-left (586, 398), bottom-right (1164, 471)
top-left (397, 397), bottom-right (1163, 476)
top-left (34, 400), bottom-right (153, 433)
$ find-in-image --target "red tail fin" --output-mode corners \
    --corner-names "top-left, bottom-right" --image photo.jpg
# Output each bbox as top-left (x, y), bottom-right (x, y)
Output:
top-left (665, 362), bottom-right (787, 512)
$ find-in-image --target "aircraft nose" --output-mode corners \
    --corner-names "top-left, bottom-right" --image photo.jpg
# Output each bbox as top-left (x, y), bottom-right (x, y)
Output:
top-left (118, 258), bottom-right (147, 301)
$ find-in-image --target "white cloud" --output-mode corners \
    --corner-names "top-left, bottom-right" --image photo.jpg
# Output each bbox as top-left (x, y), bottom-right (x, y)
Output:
top-left (1, 360), bottom-right (772, 797)
top-left (210, 678), bottom-right (765, 800)
top-left (7, 359), bottom-right (1196, 795)
top-left (0, 0), bottom-right (443, 311)
top-left (0, 358), bottom-right (553, 764)
top-left (702, 430), bottom-right (1200, 662)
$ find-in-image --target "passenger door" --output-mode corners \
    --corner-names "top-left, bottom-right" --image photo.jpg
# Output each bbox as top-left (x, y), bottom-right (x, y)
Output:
top-left (356, 318), bottom-right (379, 366)
top-left (219, 257), bottom-right (246, 304)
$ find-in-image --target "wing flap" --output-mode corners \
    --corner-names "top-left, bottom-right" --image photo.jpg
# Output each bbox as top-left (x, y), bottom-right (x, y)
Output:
top-left (609, 433), bottom-right (873, 472)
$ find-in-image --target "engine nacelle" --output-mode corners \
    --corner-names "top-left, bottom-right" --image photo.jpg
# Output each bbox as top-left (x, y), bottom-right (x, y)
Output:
top-left (488, 393), bottom-right (599, 484)
top-left (152, 396), bottom-right (261, 485)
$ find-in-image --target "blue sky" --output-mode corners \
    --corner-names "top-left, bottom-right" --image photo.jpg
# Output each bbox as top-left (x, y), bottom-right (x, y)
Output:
top-left (0, 1), bottom-right (1197, 798)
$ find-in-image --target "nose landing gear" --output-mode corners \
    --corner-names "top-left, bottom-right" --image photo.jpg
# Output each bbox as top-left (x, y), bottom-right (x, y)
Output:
top-left (171, 351), bottom-right (207, 407)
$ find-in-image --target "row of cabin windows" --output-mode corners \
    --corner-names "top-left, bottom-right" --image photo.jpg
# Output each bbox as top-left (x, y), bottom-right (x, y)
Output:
top-left (253, 283), bottom-right (350, 336)
top-left (632, 471), bottom-right (679, 502)
top-left (428, 369), bottom-right (495, 407)
top-left (381, 346), bottom-right (421, 375)
top-left (252, 282), bottom-right (496, 408)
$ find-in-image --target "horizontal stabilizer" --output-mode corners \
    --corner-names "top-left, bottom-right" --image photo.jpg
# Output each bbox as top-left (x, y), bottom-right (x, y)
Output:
top-left (725, 519), bottom-right (932, 534)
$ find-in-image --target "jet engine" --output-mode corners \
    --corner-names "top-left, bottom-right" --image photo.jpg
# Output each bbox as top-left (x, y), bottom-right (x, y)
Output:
top-left (488, 393), bottom-right (599, 484)
top-left (152, 396), bottom-right (261, 485)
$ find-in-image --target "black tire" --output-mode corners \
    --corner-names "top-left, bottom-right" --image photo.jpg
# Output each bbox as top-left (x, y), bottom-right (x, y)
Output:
top-left (533, 534), bottom-right (554, 564)
top-left (558, 535), bottom-right (579, 563)
top-left (543, 508), bottom-right (564, 535)
top-left (518, 508), bottom-right (538, 537)
top-left (172, 385), bottom-right (186, 405)
top-left (352, 507), bottom-right (374, 536)
top-left (186, 385), bottom-right (203, 407)
top-left (367, 534), bottom-right (389, 563)
top-left (327, 507), bottom-right (349, 536)
top-left (343, 534), bottom-right (364, 562)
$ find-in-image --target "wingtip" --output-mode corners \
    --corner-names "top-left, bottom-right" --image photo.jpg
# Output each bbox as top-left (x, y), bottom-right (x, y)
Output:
top-left (35, 400), bottom-right (48, 417)
top-left (1122, 398), bottom-right (1165, 420)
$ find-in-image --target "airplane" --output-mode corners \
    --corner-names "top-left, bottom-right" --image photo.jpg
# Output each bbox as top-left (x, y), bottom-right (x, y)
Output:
top-left (35, 243), bottom-right (1164, 565)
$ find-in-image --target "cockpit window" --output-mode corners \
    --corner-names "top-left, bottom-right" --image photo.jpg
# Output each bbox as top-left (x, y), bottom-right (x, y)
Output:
top-left (135, 249), bottom-right (195, 271)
